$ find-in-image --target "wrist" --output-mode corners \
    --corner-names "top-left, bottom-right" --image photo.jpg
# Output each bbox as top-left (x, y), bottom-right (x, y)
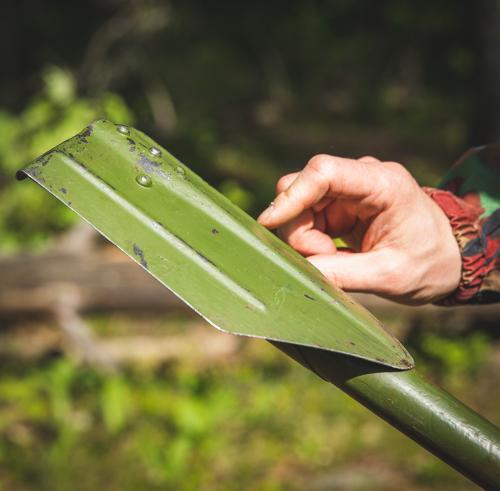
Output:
top-left (422, 187), bottom-right (488, 305)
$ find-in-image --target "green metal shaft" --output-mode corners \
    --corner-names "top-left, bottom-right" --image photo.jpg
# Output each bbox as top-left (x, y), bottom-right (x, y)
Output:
top-left (275, 342), bottom-right (500, 489)
top-left (19, 121), bottom-right (500, 487)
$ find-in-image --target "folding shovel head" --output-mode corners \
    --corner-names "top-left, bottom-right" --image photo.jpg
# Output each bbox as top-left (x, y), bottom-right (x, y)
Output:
top-left (18, 120), bottom-right (413, 370)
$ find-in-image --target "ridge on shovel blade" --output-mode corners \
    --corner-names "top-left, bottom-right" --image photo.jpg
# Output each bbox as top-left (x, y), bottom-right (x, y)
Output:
top-left (18, 120), bottom-right (414, 370)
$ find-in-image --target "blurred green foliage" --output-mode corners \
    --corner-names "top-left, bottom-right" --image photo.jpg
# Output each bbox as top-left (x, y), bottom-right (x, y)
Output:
top-left (0, 66), bottom-right (267, 251)
top-left (410, 331), bottom-right (491, 391)
top-left (0, 333), bottom-right (490, 491)
top-left (1, 0), bottom-right (498, 252)
top-left (0, 68), bottom-right (134, 251)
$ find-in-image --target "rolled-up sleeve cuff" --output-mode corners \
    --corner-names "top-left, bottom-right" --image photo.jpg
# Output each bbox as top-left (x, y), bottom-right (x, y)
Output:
top-left (423, 187), bottom-right (491, 305)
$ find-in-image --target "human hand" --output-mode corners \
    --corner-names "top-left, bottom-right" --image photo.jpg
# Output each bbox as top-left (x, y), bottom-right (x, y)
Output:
top-left (258, 155), bottom-right (461, 305)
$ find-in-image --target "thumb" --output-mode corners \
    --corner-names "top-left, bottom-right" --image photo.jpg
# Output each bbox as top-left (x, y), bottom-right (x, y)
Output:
top-left (307, 250), bottom-right (390, 293)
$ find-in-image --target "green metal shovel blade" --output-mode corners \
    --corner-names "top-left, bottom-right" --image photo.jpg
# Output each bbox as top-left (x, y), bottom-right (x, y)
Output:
top-left (18, 120), bottom-right (413, 370)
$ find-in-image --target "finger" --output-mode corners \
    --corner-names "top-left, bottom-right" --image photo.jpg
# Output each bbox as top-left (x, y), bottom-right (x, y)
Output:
top-left (276, 172), bottom-right (300, 194)
top-left (324, 200), bottom-right (357, 237)
top-left (313, 209), bottom-right (326, 231)
top-left (358, 155), bottom-right (380, 163)
top-left (307, 250), bottom-right (389, 292)
top-left (278, 210), bottom-right (336, 256)
top-left (258, 154), bottom-right (385, 228)
top-left (312, 196), bottom-right (331, 212)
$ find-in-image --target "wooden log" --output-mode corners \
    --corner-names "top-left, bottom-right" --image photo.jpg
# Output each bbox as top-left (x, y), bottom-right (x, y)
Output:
top-left (0, 248), bottom-right (498, 327)
top-left (0, 248), bottom-right (185, 316)
top-left (0, 319), bottom-right (242, 366)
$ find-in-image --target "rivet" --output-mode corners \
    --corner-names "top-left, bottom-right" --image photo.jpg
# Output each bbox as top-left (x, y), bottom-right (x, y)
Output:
top-left (116, 124), bottom-right (130, 135)
top-left (136, 174), bottom-right (152, 187)
top-left (149, 146), bottom-right (161, 157)
top-left (175, 166), bottom-right (185, 176)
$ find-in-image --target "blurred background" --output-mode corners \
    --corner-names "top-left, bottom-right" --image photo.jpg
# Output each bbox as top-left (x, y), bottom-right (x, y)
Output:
top-left (0, 1), bottom-right (499, 490)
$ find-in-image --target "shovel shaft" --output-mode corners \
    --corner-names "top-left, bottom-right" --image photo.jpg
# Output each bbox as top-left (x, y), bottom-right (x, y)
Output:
top-left (275, 343), bottom-right (500, 489)
top-left (20, 121), bottom-right (500, 488)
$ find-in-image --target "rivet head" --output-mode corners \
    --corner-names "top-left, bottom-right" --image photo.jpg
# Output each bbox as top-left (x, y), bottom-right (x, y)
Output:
top-left (149, 146), bottom-right (161, 157)
top-left (175, 166), bottom-right (185, 176)
top-left (136, 174), bottom-right (152, 187)
top-left (116, 124), bottom-right (130, 135)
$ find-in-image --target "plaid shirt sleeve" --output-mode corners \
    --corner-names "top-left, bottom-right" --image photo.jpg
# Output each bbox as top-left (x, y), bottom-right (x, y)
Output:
top-left (423, 145), bottom-right (500, 305)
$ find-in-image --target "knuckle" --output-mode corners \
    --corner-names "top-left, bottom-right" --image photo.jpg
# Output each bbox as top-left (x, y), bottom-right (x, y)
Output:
top-left (282, 186), bottom-right (295, 201)
top-left (359, 155), bottom-right (379, 163)
top-left (276, 175), bottom-right (290, 193)
top-left (307, 154), bottom-right (335, 177)
top-left (382, 161), bottom-right (416, 192)
top-left (384, 161), bottom-right (411, 179)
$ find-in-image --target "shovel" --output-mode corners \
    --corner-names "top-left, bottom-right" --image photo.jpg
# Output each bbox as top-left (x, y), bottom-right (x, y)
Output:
top-left (18, 120), bottom-right (500, 488)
